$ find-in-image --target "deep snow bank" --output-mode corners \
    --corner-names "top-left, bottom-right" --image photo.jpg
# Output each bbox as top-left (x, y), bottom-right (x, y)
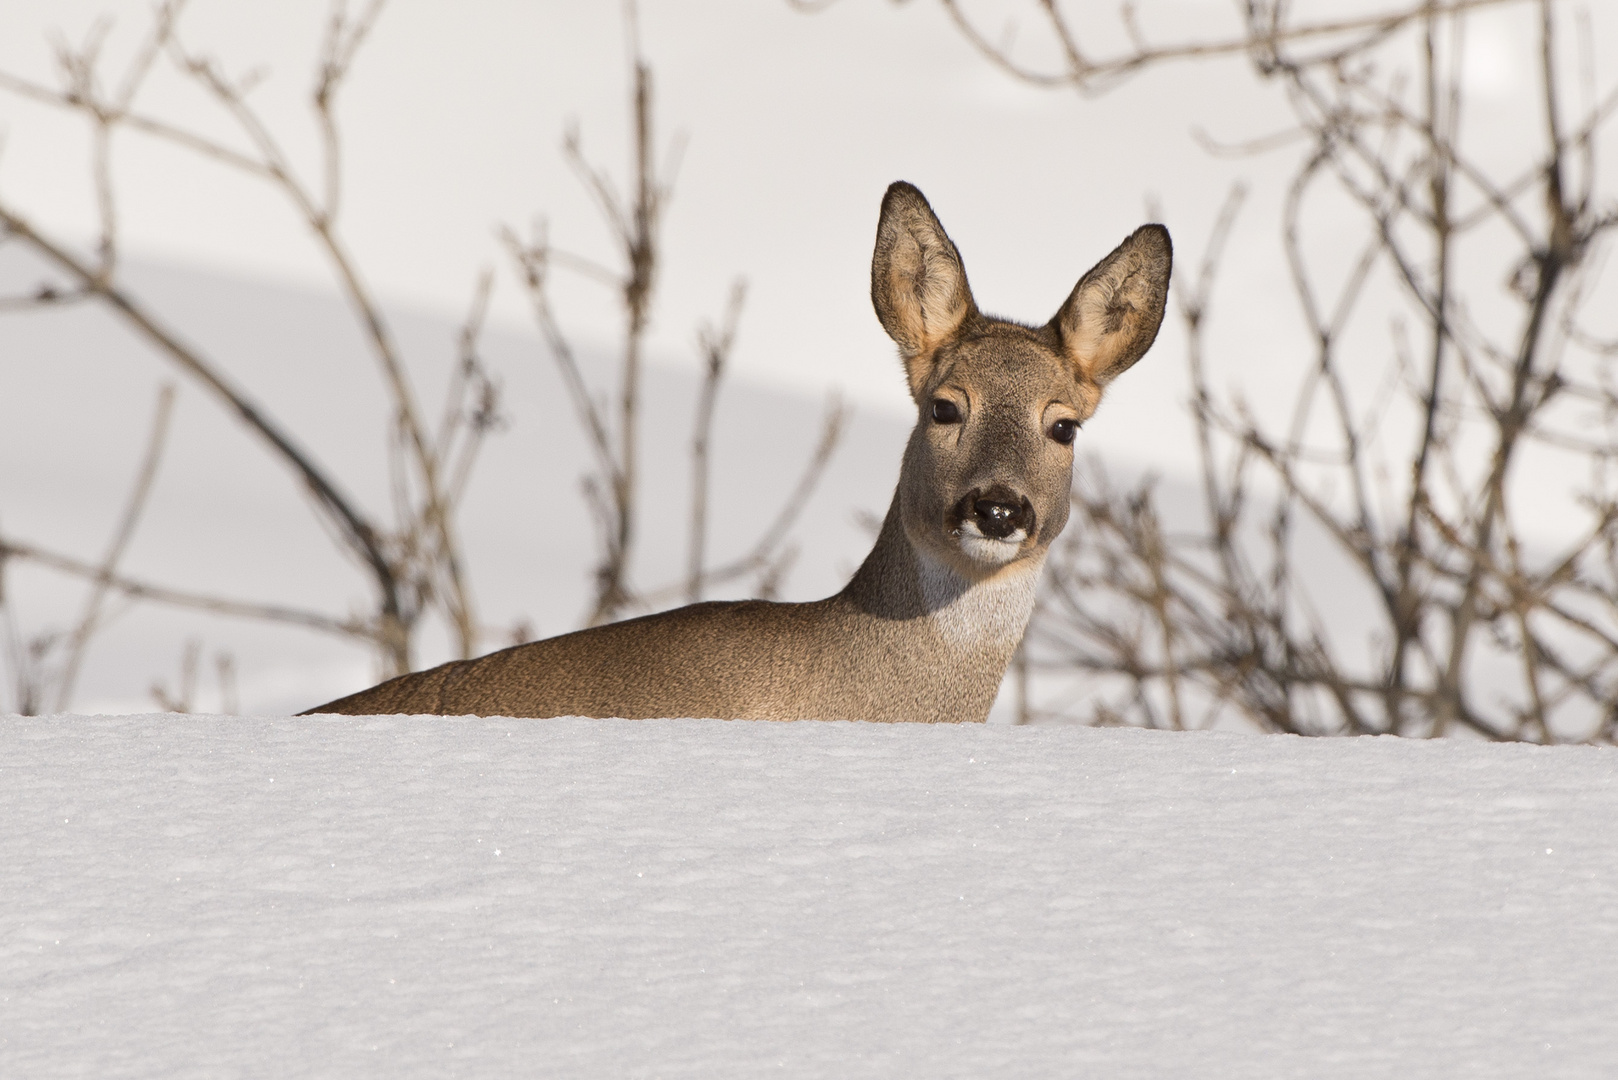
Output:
top-left (4, 716), bottom-right (1616, 1078)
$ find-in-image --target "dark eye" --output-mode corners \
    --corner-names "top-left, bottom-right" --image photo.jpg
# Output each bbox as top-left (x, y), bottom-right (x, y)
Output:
top-left (931, 399), bottom-right (961, 424)
top-left (1050, 418), bottom-right (1078, 445)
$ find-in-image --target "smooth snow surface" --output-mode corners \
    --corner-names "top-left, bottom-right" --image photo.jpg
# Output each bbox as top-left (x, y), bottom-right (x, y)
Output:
top-left (5, 717), bottom-right (1617, 1077)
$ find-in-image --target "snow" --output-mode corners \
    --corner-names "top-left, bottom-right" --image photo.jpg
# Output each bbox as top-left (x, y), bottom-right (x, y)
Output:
top-left (5, 716), bottom-right (1617, 1076)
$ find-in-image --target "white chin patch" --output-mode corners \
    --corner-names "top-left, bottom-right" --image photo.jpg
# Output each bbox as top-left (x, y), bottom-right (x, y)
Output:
top-left (957, 525), bottom-right (1026, 565)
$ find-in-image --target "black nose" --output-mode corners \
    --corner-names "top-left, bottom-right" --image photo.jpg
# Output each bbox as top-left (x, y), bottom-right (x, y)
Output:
top-left (962, 486), bottom-right (1034, 539)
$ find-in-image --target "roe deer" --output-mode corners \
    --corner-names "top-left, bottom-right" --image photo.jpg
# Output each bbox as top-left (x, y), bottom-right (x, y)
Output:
top-left (307, 182), bottom-right (1171, 722)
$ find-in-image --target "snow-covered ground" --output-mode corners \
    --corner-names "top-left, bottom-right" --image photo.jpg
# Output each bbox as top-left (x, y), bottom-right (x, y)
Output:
top-left (6, 715), bottom-right (1616, 1077)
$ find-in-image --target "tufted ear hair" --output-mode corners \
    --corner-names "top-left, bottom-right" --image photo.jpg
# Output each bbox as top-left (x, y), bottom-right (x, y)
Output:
top-left (871, 182), bottom-right (978, 400)
top-left (1050, 224), bottom-right (1172, 388)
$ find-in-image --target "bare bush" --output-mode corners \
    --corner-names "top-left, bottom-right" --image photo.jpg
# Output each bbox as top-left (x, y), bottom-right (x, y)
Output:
top-left (889, 0), bottom-right (1618, 740)
top-left (0, 0), bottom-right (843, 711)
top-left (502, 4), bottom-right (845, 628)
top-left (0, 0), bottom-right (500, 703)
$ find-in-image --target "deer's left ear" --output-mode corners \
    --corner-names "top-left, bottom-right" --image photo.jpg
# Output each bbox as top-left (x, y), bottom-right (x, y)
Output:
top-left (1051, 224), bottom-right (1172, 388)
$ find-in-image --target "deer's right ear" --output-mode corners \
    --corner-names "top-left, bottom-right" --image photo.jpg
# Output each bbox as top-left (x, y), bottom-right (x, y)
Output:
top-left (871, 182), bottom-right (977, 400)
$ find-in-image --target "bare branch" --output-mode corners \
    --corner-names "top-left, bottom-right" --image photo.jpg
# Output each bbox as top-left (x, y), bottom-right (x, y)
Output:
top-left (930, 0), bottom-right (1519, 94)
top-left (687, 279), bottom-right (747, 603)
top-left (0, 202), bottom-right (406, 651)
top-left (502, 223), bottom-right (619, 488)
top-left (55, 383), bottom-right (177, 712)
top-left (0, 536), bottom-right (366, 640)
top-left (640, 392), bottom-right (847, 608)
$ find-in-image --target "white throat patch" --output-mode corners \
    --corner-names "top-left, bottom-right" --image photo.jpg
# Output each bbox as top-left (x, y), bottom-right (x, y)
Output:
top-left (914, 549), bottom-right (1043, 651)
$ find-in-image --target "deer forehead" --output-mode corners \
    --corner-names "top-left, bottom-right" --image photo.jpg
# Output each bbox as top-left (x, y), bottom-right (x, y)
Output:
top-left (928, 325), bottom-right (1098, 418)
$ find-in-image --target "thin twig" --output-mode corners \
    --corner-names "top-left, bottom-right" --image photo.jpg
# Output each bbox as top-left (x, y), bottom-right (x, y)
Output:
top-left (687, 279), bottom-right (746, 603)
top-left (0, 536), bottom-right (366, 639)
top-left (54, 383), bottom-right (177, 712)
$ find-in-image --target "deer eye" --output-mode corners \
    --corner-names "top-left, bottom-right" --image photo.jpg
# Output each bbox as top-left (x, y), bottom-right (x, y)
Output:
top-left (1049, 418), bottom-right (1078, 445)
top-left (931, 399), bottom-right (962, 424)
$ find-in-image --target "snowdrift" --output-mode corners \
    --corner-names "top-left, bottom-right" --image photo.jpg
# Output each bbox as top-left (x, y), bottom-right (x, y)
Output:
top-left (5, 716), bottom-right (1616, 1077)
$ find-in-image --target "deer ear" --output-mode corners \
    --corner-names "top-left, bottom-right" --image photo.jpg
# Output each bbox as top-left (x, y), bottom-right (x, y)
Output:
top-left (1051, 224), bottom-right (1172, 388)
top-left (871, 182), bottom-right (978, 399)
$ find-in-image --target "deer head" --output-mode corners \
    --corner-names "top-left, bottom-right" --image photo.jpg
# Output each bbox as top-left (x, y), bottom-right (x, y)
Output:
top-left (871, 181), bottom-right (1171, 584)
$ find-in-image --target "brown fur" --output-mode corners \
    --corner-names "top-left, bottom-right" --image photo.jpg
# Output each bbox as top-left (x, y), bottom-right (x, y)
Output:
top-left (306, 182), bottom-right (1171, 721)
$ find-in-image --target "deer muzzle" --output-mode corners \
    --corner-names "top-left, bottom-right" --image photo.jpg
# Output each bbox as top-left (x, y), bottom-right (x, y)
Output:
top-left (950, 485), bottom-right (1035, 564)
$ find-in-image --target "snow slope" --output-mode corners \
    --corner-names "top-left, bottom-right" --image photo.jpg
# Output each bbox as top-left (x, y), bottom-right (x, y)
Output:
top-left (5, 716), bottom-right (1616, 1077)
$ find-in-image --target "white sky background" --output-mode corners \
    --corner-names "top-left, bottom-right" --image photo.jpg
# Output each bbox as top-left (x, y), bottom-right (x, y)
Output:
top-left (1, 0), bottom-right (1591, 463)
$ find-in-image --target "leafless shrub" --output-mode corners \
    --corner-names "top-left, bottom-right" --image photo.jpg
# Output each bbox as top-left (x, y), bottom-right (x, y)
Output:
top-left (893, 0), bottom-right (1618, 740)
top-left (0, 0), bottom-right (501, 705)
top-left (1, 0), bottom-right (843, 710)
top-left (503, 3), bottom-right (844, 626)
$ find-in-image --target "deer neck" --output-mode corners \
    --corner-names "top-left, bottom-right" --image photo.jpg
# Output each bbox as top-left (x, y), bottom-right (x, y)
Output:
top-left (839, 493), bottom-right (1043, 664)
